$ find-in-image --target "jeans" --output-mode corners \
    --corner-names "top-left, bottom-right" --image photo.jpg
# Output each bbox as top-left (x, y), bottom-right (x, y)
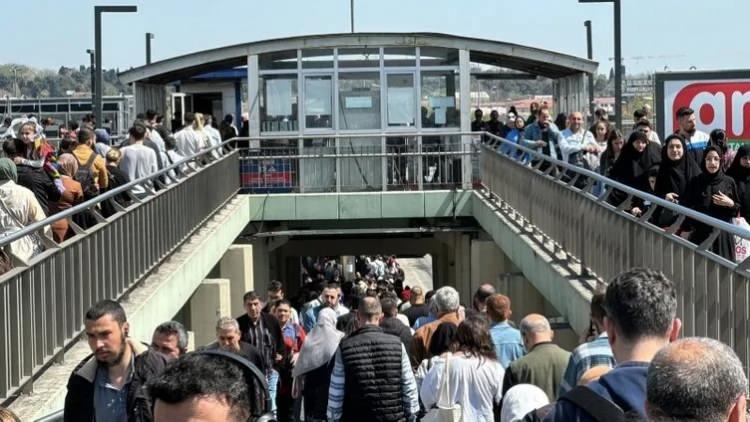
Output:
top-left (267, 369), bottom-right (279, 416)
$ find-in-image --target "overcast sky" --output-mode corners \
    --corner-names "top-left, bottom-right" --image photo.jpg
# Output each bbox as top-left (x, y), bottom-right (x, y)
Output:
top-left (1, 0), bottom-right (746, 75)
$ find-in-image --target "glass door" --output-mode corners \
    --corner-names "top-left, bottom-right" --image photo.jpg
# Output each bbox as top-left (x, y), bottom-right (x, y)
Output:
top-left (385, 72), bottom-right (416, 128)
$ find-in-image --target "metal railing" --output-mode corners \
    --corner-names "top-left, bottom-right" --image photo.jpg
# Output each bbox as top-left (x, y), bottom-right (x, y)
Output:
top-left (480, 132), bottom-right (750, 370)
top-left (0, 141), bottom-right (239, 405)
top-left (237, 132), bottom-right (479, 193)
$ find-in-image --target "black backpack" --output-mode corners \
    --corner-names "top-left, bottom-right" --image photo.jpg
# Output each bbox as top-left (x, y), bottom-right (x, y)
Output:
top-left (560, 386), bottom-right (626, 422)
top-left (76, 153), bottom-right (100, 199)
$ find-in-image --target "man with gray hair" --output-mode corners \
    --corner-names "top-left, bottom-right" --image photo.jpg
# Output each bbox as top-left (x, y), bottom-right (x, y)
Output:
top-left (327, 296), bottom-right (419, 421)
top-left (151, 321), bottom-right (189, 360)
top-left (411, 286), bottom-right (461, 368)
top-left (502, 313), bottom-right (570, 401)
top-left (646, 337), bottom-right (748, 422)
top-left (201, 316), bottom-right (267, 374)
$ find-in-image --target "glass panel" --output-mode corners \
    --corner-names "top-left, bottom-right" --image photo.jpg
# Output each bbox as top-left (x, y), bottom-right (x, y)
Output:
top-left (420, 47), bottom-right (459, 66)
top-left (338, 72), bottom-right (381, 130)
top-left (383, 47), bottom-right (416, 67)
top-left (304, 75), bottom-right (333, 129)
top-left (386, 73), bottom-right (415, 127)
top-left (260, 75), bottom-right (299, 132)
top-left (259, 50), bottom-right (298, 71)
top-left (302, 49), bottom-right (334, 69)
top-left (339, 136), bottom-right (382, 191)
top-left (301, 138), bottom-right (335, 192)
top-left (421, 70), bottom-right (460, 128)
top-left (338, 48), bottom-right (380, 68)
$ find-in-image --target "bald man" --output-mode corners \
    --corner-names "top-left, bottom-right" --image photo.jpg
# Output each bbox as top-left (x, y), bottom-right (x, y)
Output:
top-left (646, 337), bottom-right (748, 422)
top-left (559, 111), bottom-right (599, 164)
top-left (502, 314), bottom-right (570, 401)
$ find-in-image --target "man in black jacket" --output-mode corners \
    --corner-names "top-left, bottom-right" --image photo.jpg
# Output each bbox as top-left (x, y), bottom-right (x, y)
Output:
top-left (64, 300), bottom-right (167, 422)
top-left (236, 291), bottom-right (285, 416)
top-left (2, 138), bottom-right (60, 215)
top-left (380, 297), bottom-right (413, 354)
top-left (327, 296), bottom-right (419, 421)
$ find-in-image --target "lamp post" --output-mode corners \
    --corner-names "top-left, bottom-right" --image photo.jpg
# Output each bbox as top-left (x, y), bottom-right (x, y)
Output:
top-left (350, 0), bottom-right (354, 33)
top-left (584, 20), bottom-right (595, 126)
top-left (579, 0), bottom-right (622, 130)
top-left (94, 5), bottom-right (137, 128)
top-left (86, 49), bottom-right (95, 107)
top-left (146, 32), bottom-right (154, 64)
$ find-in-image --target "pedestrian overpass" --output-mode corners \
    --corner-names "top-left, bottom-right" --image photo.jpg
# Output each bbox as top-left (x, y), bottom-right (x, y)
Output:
top-left (4, 132), bottom-right (750, 420)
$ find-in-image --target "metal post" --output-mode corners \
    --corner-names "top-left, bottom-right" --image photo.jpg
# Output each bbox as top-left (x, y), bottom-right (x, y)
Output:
top-left (350, 0), bottom-right (354, 33)
top-left (613, 0), bottom-right (622, 130)
top-left (94, 5), bottom-right (137, 129)
top-left (584, 21), bottom-right (595, 126)
top-left (145, 32), bottom-right (154, 64)
top-left (86, 49), bottom-right (95, 106)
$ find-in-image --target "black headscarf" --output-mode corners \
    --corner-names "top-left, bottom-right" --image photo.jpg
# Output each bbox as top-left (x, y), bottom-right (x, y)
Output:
top-left (610, 131), bottom-right (661, 190)
top-left (699, 145), bottom-right (728, 186)
top-left (727, 145), bottom-right (750, 181)
top-left (655, 134), bottom-right (701, 197)
top-left (428, 322), bottom-right (457, 357)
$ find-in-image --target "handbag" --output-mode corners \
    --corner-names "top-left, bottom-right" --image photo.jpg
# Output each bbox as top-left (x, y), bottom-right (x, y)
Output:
top-left (732, 215), bottom-right (750, 263)
top-left (422, 353), bottom-right (462, 422)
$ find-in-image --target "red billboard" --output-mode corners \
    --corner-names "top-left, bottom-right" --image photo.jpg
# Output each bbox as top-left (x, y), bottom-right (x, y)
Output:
top-left (656, 70), bottom-right (750, 143)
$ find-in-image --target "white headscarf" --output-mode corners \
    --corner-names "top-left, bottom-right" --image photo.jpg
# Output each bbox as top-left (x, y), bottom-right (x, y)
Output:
top-left (500, 384), bottom-right (550, 422)
top-left (292, 307), bottom-right (344, 378)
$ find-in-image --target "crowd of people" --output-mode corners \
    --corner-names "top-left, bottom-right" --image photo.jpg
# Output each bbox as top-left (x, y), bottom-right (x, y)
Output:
top-left (476, 103), bottom-right (748, 262)
top-left (0, 267), bottom-right (735, 421)
top-left (0, 111), bottom-right (238, 272)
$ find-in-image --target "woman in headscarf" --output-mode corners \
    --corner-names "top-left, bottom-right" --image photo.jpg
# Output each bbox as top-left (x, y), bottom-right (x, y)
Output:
top-left (500, 384), bottom-right (550, 422)
top-left (291, 307), bottom-right (344, 422)
top-left (607, 131), bottom-right (661, 213)
top-left (682, 145), bottom-right (739, 261)
top-left (0, 158), bottom-right (49, 263)
top-left (652, 135), bottom-right (701, 227)
top-left (48, 154), bottom-right (84, 243)
top-left (727, 145), bottom-right (750, 220)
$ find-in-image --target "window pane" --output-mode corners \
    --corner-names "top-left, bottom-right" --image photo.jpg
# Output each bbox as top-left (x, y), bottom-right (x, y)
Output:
top-left (420, 47), bottom-right (459, 67)
top-left (421, 70), bottom-right (460, 128)
top-left (338, 72), bottom-right (381, 130)
top-left (260, 75), bottom-right (298, 132)
top-left (383, 47), bottom-right (416, 67)
top-left (260, 50), bottom-right (298, 71)
top-left (302, 49), bottom-right (334, 69)
top-left (338, 48), bottom-right (380, 68)
top-left (304, 75), bottom-right (333, 129)
top-left (386, 73), bottom-right (415, 127)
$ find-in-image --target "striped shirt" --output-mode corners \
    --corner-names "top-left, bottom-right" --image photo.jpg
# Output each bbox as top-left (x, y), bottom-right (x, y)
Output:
top-left (327, 343), bottom-right (419, 421)
top-left (558, 332), bottom-right (616, 397)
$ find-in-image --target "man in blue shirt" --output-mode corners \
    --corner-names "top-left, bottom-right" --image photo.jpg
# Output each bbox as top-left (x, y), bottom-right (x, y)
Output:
top-left (487, 293), bottom-right (525, 368)
top-left (544, 268), bottom-right (681, 421)
top-left (558, 287), bottom-right (615, 396)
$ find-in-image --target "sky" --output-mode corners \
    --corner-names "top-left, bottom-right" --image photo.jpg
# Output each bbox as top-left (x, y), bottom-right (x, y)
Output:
top-left (1, 0), bottom-right (747, 76)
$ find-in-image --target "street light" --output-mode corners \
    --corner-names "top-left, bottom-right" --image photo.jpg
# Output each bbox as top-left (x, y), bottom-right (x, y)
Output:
top-left (579, 0), bottom-right (622, 130)
top-left (350, 0), bottom-right (354, 33)
top-left (584, 20), bottom-right (595, 126)
top-left (146, 32), bottom-right (154, 64)
top-left (94, 5), bottom-right (137, 128)
top-left (86, 49), bottom-right (95, 108)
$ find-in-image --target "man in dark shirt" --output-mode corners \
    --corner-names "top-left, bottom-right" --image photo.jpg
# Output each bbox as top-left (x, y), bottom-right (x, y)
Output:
top-left (203, 316), bottom-right (266, 374)
top-left (403, 286), bottom-right (429, 327)
top-left (2, 138), bottom-right (60, 214)
top-left (544, 268), bottom-right (681, 421)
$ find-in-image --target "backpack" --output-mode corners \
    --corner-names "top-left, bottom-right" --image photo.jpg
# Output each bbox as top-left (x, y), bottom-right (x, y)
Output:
top-left (76, 152), bottom-right (100, 199)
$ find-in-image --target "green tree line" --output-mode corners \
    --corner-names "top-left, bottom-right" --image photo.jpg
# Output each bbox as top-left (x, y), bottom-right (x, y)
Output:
top-left (0, 64), bottom-right (131, 98)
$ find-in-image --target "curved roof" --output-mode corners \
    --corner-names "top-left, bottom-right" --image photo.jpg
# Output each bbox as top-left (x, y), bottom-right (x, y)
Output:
top-left (119, 32), bottom-right (597, 84)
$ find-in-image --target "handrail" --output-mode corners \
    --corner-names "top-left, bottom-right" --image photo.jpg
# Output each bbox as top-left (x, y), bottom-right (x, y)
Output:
top-left (0, 139), bottom-right (232, 247)
top-left (482, 131), bottom-right (750, 267)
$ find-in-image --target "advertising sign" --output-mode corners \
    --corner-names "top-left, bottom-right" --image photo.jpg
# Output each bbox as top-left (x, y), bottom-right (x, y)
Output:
top-left (656, 70), bottom-right (750, 143)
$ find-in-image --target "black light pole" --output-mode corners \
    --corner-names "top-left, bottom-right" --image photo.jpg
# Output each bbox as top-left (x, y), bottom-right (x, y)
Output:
top-left (86, 49), bottom-right (96, 104)
top-left (584, 20), bottom-right (595, 126)
top-left (94, 5), bottom-right (137, 128)
top-left (580, 0), bottom-right (622, 130)
top-left (146, 32), bottom-right (154, 64)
